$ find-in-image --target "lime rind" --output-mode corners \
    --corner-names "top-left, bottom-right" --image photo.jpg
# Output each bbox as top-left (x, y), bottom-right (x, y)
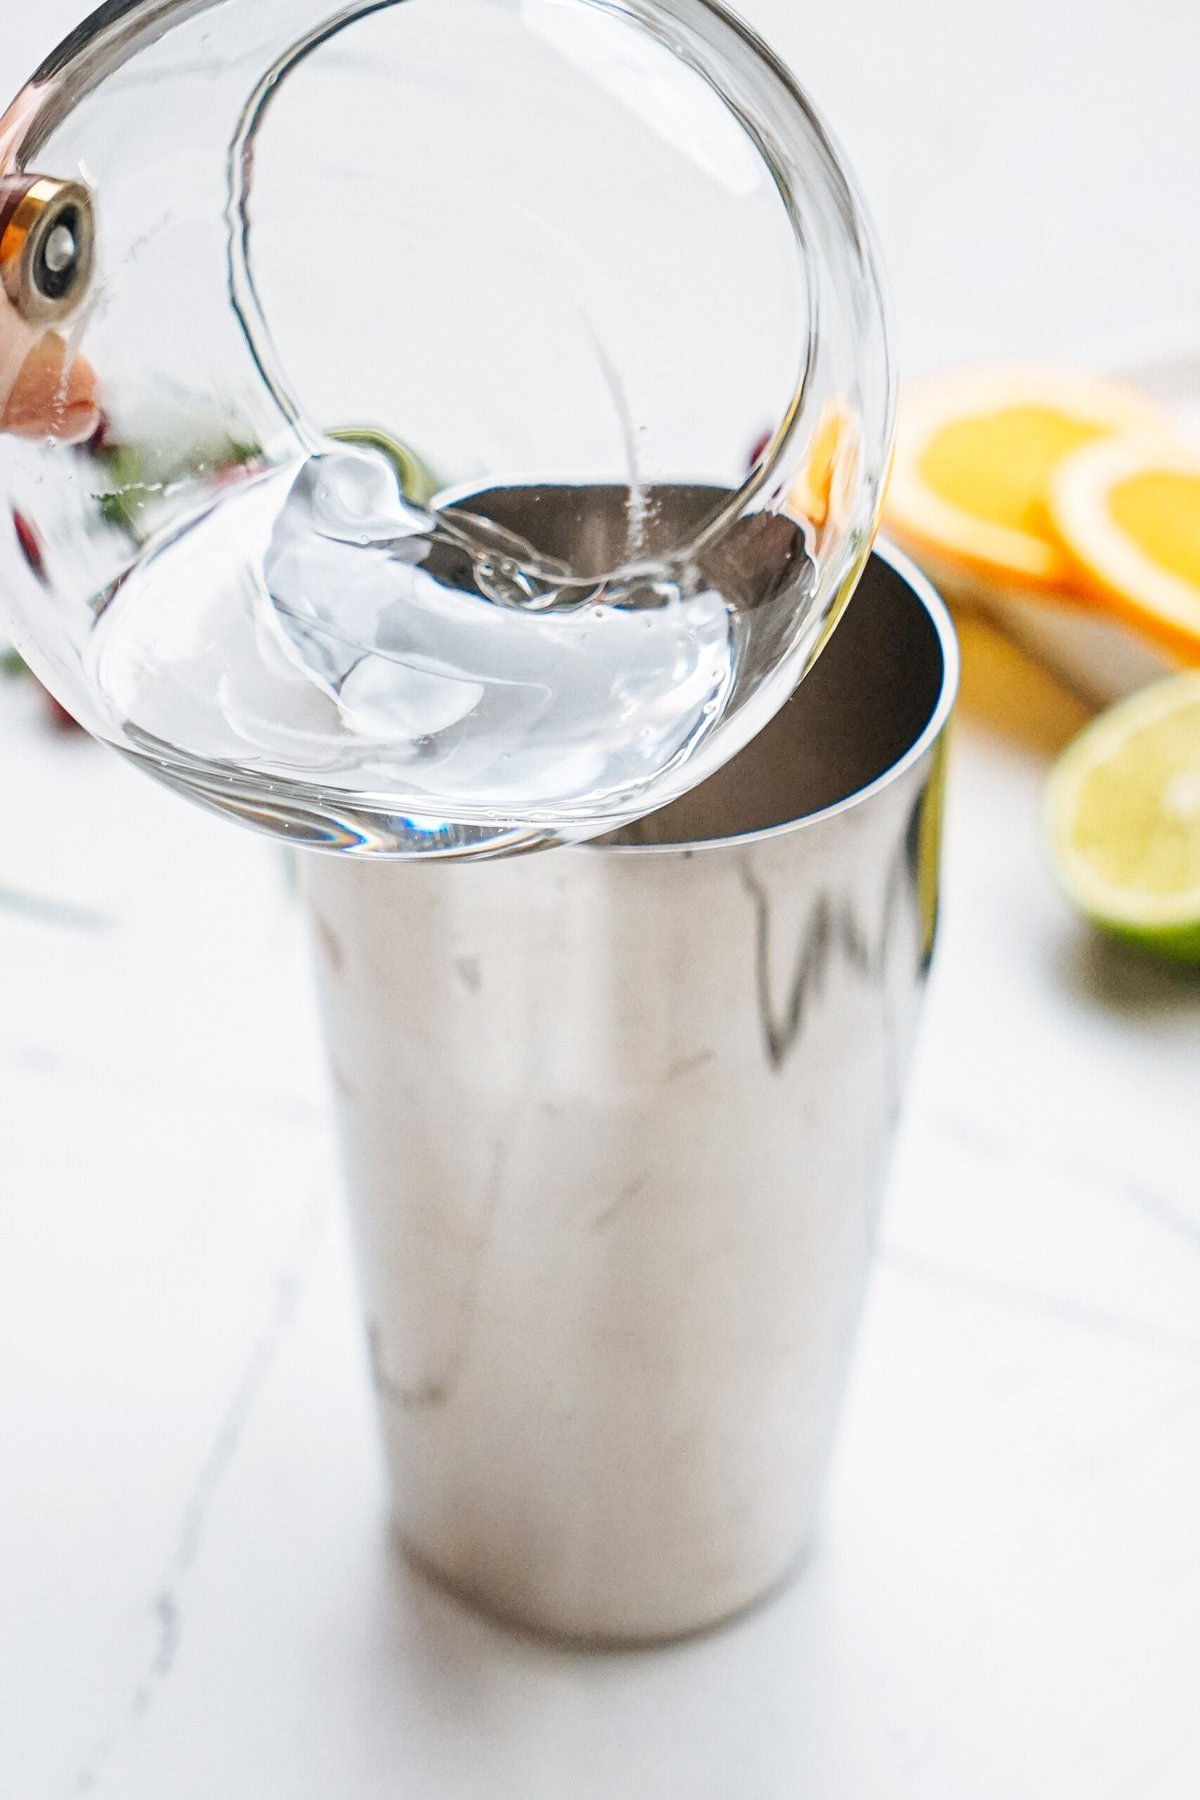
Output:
top-left (1100, 917), bottom-right (1200, 964)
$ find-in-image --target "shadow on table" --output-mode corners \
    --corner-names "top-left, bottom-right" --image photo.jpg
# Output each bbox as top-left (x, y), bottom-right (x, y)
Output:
top-left (1053, 927), bottom-right (1200, 1020)
top-left (358, 1533), bottom-right (840, 1798)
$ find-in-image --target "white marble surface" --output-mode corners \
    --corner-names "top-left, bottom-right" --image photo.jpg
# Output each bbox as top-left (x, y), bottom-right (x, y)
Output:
top-left (3, 2), bottom-right (1200, 1794)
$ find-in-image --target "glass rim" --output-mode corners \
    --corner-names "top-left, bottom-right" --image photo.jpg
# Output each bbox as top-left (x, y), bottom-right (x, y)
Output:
top-left (14, 0), bottom-right (892, 557)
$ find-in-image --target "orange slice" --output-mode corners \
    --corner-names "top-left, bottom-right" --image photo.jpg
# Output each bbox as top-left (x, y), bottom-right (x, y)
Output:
top-left (1050, 440), bottom-right (1200, 662)
top-left (884, 365), bottom-right (1168, 594)
top-left (789, 400), bottom-right (851, 532)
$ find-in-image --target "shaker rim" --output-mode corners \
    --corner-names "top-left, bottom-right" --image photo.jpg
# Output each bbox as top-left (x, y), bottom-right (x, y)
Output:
top-left (593, 538), bottom-right (959, 857)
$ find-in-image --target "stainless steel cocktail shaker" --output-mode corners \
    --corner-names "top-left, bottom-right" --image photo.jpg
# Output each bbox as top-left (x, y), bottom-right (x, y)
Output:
top-left (305, 533), bottom-right (957, 1643)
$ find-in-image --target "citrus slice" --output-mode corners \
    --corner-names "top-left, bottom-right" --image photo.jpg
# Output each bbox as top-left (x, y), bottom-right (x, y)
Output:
top-left (884, 364), bottom-right (1168, 594)
top-left (789, 400), bottom-right (851, 532)
top-left (1050, 439), bottom-right (1200, 661)
top-left (1046, 671), bottom-right (1200, 962)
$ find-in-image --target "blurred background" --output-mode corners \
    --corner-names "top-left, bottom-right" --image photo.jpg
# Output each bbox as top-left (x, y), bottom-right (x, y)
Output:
top-left (2, 2), bottom-right (1198, 1797)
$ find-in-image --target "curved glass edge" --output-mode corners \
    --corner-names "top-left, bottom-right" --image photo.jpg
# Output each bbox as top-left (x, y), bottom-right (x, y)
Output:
top-left (590, 541), bottom-right (960, 857)
top-left (0, 0), bottom-right (897, 861)
top-left (14, 0), bottom-right (893, 562)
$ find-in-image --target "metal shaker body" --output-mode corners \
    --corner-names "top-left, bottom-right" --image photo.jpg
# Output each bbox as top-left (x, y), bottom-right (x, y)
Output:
top-left (304, 544), bottom-right (957, 1644)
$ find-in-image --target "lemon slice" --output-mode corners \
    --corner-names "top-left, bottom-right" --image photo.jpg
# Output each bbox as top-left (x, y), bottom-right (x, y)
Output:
top-left (1050, 438), bottom-right (1200, 661)
top-left (1046, 672), bottom-right (1200, 961)
top-left (884, 364), bottom-right (1168, 593)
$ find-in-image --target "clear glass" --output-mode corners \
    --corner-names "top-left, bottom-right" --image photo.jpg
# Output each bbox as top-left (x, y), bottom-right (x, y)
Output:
top-left (0, 0), bottom-right (892, 856)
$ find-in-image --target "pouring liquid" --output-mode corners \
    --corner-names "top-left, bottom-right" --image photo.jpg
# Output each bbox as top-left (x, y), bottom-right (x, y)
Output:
top-left (90, 443), bottom-right (742, 844)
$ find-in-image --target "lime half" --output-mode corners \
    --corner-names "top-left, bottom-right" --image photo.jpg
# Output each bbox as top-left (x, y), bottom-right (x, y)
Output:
top-left (1046, 671), bottom-right (1200, 962)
